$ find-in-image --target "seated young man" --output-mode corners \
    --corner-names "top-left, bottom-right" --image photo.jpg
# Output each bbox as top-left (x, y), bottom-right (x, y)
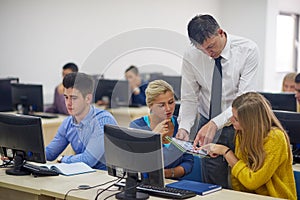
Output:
top-left (125, 65), bottom-right (148, 106)
top-left (45, 62), bottom-right (79, 115)
top-left (45, 72), bottom-right (117, 170)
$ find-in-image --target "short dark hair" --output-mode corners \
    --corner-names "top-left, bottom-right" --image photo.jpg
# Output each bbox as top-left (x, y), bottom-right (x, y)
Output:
top-left (125, 65), bottom-right (139, 75)
top-left (295, 73), bottom-right (300, 84)
top-left (62, 62), bottom-right (79, 72)
top-left (187, 14), bottom-right (220, 45)
top-left (63, 72), bottom-right (94, 97)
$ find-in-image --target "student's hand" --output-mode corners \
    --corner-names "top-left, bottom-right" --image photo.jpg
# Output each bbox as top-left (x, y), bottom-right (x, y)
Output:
top-left (1, 156), bottom-right (9, 161)
top-left (153, 119), bottom-right (170, 137)
top-left (176, 128), bottom-right (190, 141)
top-left (128, 80), bottom-right (140, 94)
top-left (200, 143), bottom-right (228, 158)
top-left (193, 120), bottom-right (217, 147)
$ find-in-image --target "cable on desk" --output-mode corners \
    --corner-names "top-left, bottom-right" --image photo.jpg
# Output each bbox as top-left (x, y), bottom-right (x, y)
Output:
top-left (98, 179), bottom-right (142, 200)
top-left (94, 177), bottom-right (124, 200)
top-left (87, 177), bottom-right (121, 190)
top-left (0, 160), bottom-right (13, 168)
top-left (63, 188), bottom-right (81, 200)
top-left (63, 177), bottom-right (122, 200)
top-left (102, 191), bottom-right (122, 200)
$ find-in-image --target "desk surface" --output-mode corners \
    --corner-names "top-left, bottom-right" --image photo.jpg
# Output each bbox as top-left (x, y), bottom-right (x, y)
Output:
top-left (107, 106), bottom-right (149, 127)
top-left (0, 168), bottom-right (281, 200)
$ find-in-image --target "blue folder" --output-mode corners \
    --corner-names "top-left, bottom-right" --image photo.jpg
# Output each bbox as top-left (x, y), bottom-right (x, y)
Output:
top-left (166, 180), bottom-right (222, 196)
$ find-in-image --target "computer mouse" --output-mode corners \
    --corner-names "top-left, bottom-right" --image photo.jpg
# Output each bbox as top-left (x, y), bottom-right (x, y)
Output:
top-left (78, 185), bottom-right (91, 190)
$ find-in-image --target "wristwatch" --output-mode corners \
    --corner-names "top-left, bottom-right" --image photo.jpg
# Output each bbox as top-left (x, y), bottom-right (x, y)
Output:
top-left (171, 168), bottom-right (175, 178)
top-left (57, 155), bottom-right (64, 163)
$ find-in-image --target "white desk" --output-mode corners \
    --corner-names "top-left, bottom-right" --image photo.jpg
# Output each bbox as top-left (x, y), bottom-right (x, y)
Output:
top-left (0, 168), bottom-right (281, 200)
top-left (107, 106), bottom-right (149, 127)
top-left (41, 115), bottom-right (66, 146)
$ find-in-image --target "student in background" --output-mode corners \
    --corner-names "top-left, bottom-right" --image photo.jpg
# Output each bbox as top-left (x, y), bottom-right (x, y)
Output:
top-left (45, 72), bottom-right (117, 170)
top-left (45, 62), bottom-right (78, 115)
top-left (282, 72), bottom-right (296, 92)
top-left (125, 65), bottom-right (148, 106)
top-left (200, 92), bottom-right (296, 199)
top-left (130, 80), bottom-right (194, 178)
top-left (295, 73), bottom-right (300, 112)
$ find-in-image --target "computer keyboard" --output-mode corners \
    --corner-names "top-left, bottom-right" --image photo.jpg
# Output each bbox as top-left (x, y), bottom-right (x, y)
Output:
top-left (115, 182), bottom-right (196, 199)
top-left (23, 163), bottom-right (59, 177)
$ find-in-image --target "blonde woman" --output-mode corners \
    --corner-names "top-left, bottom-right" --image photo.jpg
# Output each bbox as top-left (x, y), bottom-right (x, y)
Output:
top-left (200, 92), bottom-right (296, 199)
top-left (282, 72), bottom-right (296, 92)
top-left (130, 80), bottom-right (194, 179)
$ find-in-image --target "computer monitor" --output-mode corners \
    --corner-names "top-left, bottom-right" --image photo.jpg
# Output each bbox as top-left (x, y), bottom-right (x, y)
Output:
top-left (153, 75), bottom-right (182, 101)
top-left (11, 83), bottom-right (44, 114)
top-left (259, 92), bottom-right (297, 112)
top-left (104, 124), bottom-right (164, 199)
top-left (0, 113), bottom-right (46, 175)
top-left (94, 79), bottom-right (131, 108)
top-left (0, 78), bottom-right (19, 112)
top-left (273, 110), bottom-right (300, 145)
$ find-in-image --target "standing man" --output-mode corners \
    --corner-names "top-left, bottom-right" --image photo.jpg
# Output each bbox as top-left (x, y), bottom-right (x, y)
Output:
top-left (176, 14), bottom-right (259, 188)
top-left (125, 65), bottom-right (148, 106)
top-left (46, 72), bottom-right (117, 170)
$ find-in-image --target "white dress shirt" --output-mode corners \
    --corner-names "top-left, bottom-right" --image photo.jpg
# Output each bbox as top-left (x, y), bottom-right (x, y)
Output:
top-left (178, 34), bottom-right (259, 132)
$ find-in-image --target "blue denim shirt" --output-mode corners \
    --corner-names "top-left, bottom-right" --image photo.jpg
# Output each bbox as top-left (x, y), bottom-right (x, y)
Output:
top-left (45, 106), bottom-right (117, 170)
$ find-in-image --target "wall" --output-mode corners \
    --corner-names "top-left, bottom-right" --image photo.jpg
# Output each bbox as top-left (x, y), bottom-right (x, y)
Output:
top-left (264, 0), bottom-right (300, 92)
top-left (219, 0), bottom-right (267, 91)
top-left (0, 0), bottom-right (219, 103)
top-left (1, 0), bottom-right (299, 103)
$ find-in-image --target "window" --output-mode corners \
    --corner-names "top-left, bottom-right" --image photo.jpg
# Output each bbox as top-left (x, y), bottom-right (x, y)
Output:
top-left (276, 13), bottom-right (299, 72)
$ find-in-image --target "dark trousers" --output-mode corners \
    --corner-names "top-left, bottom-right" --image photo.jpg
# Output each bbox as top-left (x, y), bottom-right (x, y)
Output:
top-left (198, 115), bottom-right (235, 189)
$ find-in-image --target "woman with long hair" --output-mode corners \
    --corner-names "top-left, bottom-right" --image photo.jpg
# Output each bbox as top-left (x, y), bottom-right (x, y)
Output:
top-left (201, 92), bottom-right (296, 199)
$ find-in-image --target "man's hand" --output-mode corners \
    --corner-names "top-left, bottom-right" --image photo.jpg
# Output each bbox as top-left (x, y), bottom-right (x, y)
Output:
top-left (1, 156), bottom-right (9, 161)
top-left (176, 128), bottom-right (190, 141)
top-left (193, 120), bottom-right (217, 147)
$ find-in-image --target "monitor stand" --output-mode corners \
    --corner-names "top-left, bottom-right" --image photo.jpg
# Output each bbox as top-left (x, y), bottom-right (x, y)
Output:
top-left (116, 172), bottom-right (149, 200)
top-left (20, 96), bottom-right (30, 115)
top-left (5, 151), bottom-right (30, 176)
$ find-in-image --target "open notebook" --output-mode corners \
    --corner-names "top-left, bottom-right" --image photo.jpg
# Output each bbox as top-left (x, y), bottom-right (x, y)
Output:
top-left (43, 162), bottom-right (96, 176)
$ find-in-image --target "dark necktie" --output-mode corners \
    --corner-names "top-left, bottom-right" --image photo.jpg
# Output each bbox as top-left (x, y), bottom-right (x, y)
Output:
top-left (209, 56), bottom-right (222, 119)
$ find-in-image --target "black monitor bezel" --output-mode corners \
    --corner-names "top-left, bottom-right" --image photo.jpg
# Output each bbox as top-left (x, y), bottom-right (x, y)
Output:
top-left (11, 83), bottom-right (44, 113)
top-left (273, 110), bottom-right (300, 145)
top-left (0, 113), bottom-right (46, 164)
top-left (104, 124), bottom-right (165, 199)
top-left (259, 92), bottom-right (297, 112)
top-left (94, 79), bottom-right (131, 108)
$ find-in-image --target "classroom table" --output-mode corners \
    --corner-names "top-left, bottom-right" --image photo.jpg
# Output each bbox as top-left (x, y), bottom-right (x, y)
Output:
top-left (0, 166), bottom-right (282, 200)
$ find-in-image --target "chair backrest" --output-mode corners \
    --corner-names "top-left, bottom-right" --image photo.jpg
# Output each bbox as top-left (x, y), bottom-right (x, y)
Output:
top-left (179, 155), bottom-right (202, 182)
top-left (293, 171), bottom-right (300, 199)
